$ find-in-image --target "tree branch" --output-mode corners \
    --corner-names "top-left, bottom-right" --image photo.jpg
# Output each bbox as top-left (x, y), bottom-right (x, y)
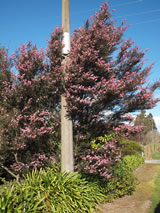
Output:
top-left (0, 163), bottom-right (19, 183)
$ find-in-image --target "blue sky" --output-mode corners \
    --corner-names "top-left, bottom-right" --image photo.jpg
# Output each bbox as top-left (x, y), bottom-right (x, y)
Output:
top-left (1, 0), bottom-right (160, 131)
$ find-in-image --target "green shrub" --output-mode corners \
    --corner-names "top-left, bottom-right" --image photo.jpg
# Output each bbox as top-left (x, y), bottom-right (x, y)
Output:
top-left (91, 133), bottom-right (115, 150)
top-left (0, 158), bottom-right (141, 212)
top-left (0, 184), bottom-right (16, 212)
top-left (83, 159), bottom-right (137, 201)
top-left (0, 167), bottom-right (105, 212)
top-left (120, 139), bottom-right (143, 156)
top-left (122, 154), bottom-right (144, 171)
top-left (104, 160), bottom-right (137, 199)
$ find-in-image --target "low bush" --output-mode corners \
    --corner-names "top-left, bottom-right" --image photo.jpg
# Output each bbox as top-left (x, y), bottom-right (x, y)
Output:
top-left (0, 167), bottom-right (105, 213)
top-left (0, 154), bottom-right (141, 212)
top-left (120, 139), bottom-right (143, 156)
top-left (122, 154), bottom-right (144, 171)
top-left (83, 159), bottom-right (137, 202)
top-left (104, 160), bottom-right (137, 199)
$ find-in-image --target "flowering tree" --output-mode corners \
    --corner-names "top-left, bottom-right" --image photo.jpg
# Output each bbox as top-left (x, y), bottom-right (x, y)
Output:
top-left (74, 134), bottom-right (121, 179)
top-left (0, 2), bottom-right (159, 180)
top-left (0, 42), bottom-right (61, 179)
top-left (64, 2), bottom-right (159, 178)
top-left (64, 2), bottom-right (159, 141)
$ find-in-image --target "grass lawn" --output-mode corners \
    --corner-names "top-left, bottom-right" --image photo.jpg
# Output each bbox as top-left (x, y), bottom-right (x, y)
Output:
top-left (152, 152), bottom-right (160, 160)
top-left (148, 167), bottom-right (160, 213)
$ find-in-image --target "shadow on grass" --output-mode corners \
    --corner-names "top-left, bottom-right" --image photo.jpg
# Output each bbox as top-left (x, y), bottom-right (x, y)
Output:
top-left (154, 202), bottom-right (160, 213)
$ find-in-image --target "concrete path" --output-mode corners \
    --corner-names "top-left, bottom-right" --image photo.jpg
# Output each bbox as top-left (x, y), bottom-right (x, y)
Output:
top-left (145, 160), bottom-right (160, 164)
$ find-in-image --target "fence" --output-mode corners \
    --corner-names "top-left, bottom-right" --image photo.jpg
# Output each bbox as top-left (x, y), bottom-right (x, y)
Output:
top-left (144, 142), bottom-right (160, 159)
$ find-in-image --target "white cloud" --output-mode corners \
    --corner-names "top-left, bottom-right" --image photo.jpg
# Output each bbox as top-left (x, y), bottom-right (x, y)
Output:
top-left (154, 116), bottom-right (160, 133)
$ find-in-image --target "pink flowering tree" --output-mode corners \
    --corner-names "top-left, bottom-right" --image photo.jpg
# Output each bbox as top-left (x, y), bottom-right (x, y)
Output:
top-left (0, 42), bottom-right (61, 179)
top-left (74, 134), bottom-right (121, 179)
top-left (63, 2), bottom-right (159, 178)
top-left (64, 2), bottom-right (159, 141)
top-left (0, 46), bottom-right (14, 100)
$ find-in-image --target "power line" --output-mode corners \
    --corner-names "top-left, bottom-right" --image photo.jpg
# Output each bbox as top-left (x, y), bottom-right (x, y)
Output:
top-left (71, 15), bottom-right (160, 29)
top-left (69, 1), bottom-right (160, 27)
top-left (115, 9), bottom-right (160, 19)
top-left (70, 0), bottom-right (144, 15)
top-left (111, 0), bottom-right (144, 8)
top-left (132, 18), bottom-right (160, 25)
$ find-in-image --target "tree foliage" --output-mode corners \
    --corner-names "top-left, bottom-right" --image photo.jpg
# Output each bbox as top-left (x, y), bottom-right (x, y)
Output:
top-left (65, 2), bottom-right (159, 139)
top-left (0, 43), bottom-right (60, 179)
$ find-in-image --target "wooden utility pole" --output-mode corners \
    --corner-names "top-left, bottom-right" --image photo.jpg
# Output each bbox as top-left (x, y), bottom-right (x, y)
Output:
top-left (61, 0), bottom-right (74, 172)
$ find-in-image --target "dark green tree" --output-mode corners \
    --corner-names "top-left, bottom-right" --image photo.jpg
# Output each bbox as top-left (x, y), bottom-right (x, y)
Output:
top-left (134, 110), bottom-right (157, 134)
top-left (146, 113), bottom-right (157, 131)
top-left (133, 110), bottom-right (157, 144)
